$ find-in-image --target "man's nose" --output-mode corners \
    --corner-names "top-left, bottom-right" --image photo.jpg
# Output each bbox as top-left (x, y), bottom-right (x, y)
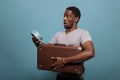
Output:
top-left (64, 16), bottom-right (67, 20)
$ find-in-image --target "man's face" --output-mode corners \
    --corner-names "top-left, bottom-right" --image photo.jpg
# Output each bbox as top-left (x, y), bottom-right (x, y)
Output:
top-left (64, 10), bottom-right (76, 29)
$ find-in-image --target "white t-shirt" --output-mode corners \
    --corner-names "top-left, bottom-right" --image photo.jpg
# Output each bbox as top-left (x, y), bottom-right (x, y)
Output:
top-left (49, 28), bottom-right (92, 46)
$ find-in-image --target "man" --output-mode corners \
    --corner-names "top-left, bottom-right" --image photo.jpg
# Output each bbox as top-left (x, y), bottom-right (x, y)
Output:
top-left (32, 6), bottom-right (95, 80)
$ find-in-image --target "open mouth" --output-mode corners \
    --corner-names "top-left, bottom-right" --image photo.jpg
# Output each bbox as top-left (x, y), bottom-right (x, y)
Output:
top-left (64, 22), bottom-right (67, 25)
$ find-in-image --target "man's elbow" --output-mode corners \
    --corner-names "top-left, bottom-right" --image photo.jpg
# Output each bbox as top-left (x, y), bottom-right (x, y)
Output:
top-left (90, 50), bottom-right (95, 58)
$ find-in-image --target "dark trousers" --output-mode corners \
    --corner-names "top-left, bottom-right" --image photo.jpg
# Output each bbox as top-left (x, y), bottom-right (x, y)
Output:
top-left (56, 73), bottom-right (84, 80)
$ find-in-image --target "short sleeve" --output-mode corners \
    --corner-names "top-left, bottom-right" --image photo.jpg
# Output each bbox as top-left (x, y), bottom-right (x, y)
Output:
top-left (49, 34), bottom-right (57, 44)
top-left (81, 30), bottom-right (92, 44)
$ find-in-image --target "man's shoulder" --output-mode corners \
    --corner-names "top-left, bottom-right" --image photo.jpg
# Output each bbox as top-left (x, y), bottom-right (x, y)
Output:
top-left (77, 28), bottom-right (89, 33)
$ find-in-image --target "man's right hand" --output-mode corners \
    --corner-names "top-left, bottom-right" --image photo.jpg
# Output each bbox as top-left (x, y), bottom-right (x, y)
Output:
top-left (32, 37), bottom-right (41, 47)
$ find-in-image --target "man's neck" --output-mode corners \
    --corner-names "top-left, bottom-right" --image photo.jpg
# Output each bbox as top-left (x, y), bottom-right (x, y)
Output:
top-left (65, 26), bottom-right (78, 34)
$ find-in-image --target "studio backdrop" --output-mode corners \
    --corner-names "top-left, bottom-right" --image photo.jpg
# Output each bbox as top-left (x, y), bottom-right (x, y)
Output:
top-left (0, 0), bottom-right (120, 80)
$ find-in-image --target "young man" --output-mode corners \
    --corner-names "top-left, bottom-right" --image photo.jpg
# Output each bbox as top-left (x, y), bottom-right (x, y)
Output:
top-left (32, 6), bottom-right (95, 80)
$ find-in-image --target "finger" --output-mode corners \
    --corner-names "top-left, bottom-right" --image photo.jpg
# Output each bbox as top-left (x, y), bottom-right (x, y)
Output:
top-left (32, 38), bottom-right (40, 43)
top-left (57, 67), bottom-right (62, 72)
top-left (51, 57), bottom-right (57, 60)
top-left (32, 37), bottom-right (36, 41)
top-left (32, 38), bottom-right (38, 43)
top-left (36, 40), bottom-right (41, 44)
top-left (54, 66), bottom-right (59, 72)
top-left (32, 37), bottom-right (39, 41)
top-left (50, 63), bottom-right (56, 68)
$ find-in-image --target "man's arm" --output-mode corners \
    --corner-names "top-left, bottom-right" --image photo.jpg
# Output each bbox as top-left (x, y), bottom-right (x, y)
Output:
top-left (50, 41), bottom-right (95, 71)
top-left (63, 41), bottom-right (95, 64)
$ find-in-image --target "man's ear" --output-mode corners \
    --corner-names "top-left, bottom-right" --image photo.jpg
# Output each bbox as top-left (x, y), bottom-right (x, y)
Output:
top-left (74, 17), bottom-right (79, 23)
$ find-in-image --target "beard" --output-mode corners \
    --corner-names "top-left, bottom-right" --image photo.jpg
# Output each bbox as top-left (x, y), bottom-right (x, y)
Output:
top-left (64, 26), bottom-right (73, 29)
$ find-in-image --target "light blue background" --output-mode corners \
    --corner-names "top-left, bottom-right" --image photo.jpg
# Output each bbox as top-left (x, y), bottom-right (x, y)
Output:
top-left (0, 0), bottom-right (120, 80)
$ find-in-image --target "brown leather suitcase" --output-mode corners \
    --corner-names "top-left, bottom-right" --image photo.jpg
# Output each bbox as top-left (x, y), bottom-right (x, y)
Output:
top-left (37, 44), bottom-right (84, 75)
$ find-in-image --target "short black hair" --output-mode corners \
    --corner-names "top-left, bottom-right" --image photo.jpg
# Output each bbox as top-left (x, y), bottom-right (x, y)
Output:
top-left (66, 6), bottom-right (81, 22)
